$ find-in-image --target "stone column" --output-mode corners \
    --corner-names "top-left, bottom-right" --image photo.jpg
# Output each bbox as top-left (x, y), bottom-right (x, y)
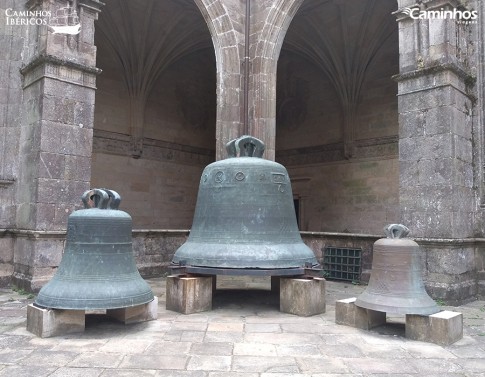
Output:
top-left (248, 0), bottom-right (303, 161)
top-left (13, 0), bottom-right (103, 291)
top-left (194, 0), bottom-right (246, 160)
top-left (395, 0), bottom-right (479, 301)
top-left (0, 0), bottom-right (30, 285)
top-left (195, 0), bottom-right (304, 161)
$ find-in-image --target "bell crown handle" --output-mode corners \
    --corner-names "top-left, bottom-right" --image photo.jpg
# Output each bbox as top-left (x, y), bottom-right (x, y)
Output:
top-left (82, 188), bottom-right (121, 209)
top-left (82, 189), bottom-right (109, 209)
top-left (226, 135), bottom-right (265, 158)
top-left (103, 189), bottom-right (121, 209)
top-left (384, 224), bottom-right (410, 239)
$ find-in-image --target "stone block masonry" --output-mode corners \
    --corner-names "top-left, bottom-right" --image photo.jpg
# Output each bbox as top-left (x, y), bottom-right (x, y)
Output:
top-left (406, 311), bottom-right (463, 346)
top-left (166, 275), bottom-right (213, 314)
top-left (335, 298), bottom-right (463, 345)
top-left (10, 0), bottom-right (103, 291)
top-left (27, 297), bottom-right (158, 337)
top-left (280, 277), bottom-right (326, 317)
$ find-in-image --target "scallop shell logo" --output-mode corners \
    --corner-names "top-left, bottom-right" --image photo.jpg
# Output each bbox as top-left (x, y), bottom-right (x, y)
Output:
top-left (48, 6), bottom-right (81, 35)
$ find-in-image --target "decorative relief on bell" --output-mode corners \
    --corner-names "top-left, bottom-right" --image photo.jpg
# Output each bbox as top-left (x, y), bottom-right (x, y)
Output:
top-left (214, 171), bottom-right (225, 183)
top-left (235, 172), bottom-right (245, 181)
top-left (271, 172), bottom-right (286, 183)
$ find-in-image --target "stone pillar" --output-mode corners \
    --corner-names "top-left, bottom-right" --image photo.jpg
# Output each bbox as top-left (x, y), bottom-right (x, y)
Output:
top-left (0, 0), bottom-right (30, 285)
top-left (248, 0), bottom-right (303, 161)
top-left (13, 0), bottom-right (103, 291)
top-left (473, 0), bottom-right (485, 300)
top-left (195, 0), bottom-right (303, 161)
top-left (395, 0), bottom-right (479, 301)
top-left (194, 0), bottom-right (246, 160)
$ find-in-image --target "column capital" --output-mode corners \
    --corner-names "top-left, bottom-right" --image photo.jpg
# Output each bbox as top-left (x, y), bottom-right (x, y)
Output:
top-left (79, 0), bottom-right (105, 14)
top-left (393, 62), bottom-right (474, 83)
top-left (20, 53), bottom-right (101, 90)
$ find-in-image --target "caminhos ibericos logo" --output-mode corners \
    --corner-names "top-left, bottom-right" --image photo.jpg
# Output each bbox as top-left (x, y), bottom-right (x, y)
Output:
top-left (4, 5), bottom-right (81, 35)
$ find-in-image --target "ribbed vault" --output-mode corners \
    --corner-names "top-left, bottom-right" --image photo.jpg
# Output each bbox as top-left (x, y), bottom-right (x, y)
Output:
top-left (280, 0), bottom-right (398, 157)
top-left (95, 0), bottom-right (213, 157)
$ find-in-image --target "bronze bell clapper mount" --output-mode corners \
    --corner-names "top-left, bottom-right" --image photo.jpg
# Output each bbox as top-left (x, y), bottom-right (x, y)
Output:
top-left (35, 188), bottom-right (154, 310)
top-left (355, 224), bottom-right (439, 315)
top-left (170, 135), bottom-right (321, 277)
top-left (27, 188), bottom-right (157, 337)
top-left (335, 224), bottom-right (463, 345)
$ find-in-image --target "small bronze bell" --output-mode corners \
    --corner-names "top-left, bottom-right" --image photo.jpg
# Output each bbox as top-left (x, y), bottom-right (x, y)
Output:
top-left (355, 224), bottom-right (439, 315)
top-left (172, 135), bottom-right (318, 270)
top-left (35, 189), bottom-right (154, 310)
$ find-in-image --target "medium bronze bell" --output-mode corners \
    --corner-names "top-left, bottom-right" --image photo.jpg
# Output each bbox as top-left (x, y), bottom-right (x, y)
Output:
top-left (35, 189), bottom-right (154, 310)
top-left (172, 135), bottom-right (318, 270)
top-left (355, 224), bottom-right (439, 315)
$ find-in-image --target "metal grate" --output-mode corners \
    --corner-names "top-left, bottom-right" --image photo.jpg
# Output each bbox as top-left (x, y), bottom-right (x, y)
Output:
top-left (323, 247), bottom-right (362, 282)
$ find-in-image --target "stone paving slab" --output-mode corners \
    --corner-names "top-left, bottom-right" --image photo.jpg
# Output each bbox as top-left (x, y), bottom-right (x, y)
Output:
top-left (0, 277), bottom-right (484, 376)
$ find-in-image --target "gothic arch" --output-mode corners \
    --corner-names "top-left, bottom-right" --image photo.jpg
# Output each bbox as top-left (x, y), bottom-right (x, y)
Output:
top-left (193, 0), bottom-right (247, 159)
top-left (95, 0), bottom-right (214, 158)
top-left (249, 0), bottom-right (305, 160)
top-left (92, 0), bottom-right (217, 229)
top-left (276, 0), bottom-right (400, 233)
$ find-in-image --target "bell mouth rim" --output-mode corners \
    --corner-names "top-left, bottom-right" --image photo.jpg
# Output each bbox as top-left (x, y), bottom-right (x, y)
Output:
top-left (169, 262), bottom-right (321, 276)
top-left (34, 294), bottom-right (155, 311)
top-left (354, 297), bottom-right (440, 316)
top-left (170, 259), bottom-right (319, 270)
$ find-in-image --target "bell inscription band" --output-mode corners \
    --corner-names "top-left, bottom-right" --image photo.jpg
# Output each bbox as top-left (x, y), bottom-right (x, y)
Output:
top-left (355, 224), bottom-right (439, 315)
top-left (35, 189), bottom-right (154, 310)
top-left (172, 135), bottom-right (318, 271)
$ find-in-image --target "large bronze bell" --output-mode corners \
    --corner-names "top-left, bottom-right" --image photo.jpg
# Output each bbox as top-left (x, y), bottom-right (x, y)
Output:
top-left (172, 135), bottom-right (318, 270)
top-left (35, 189), bottom-right (154, 310)
top-left (355, 224), bottom-right (439, 315)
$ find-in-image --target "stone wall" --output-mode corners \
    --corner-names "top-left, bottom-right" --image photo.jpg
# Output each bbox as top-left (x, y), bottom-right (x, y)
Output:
top-left (91, 2), bottom-right (216, 229)
top-left (92, 0), bottom-right (400, 236)
top-left (91, 152), bottom-right (206, 229)
top-left (395, 0), bottom-right (482, 304)
top-left (287, 159), bottom-right (399, 234)
top-left (274, 0), bottom-right (399, 235)
top-left (0, 0), bottom-right (29, 285)
top-left (7, 0), bottom-right (103, 291)
top-left (4, 226), bottom-right (485, 304)
top-left (131, 230), bottom-right (485, 304)
top-left (302, 232), bottom-right (485, 304)
top-left (301, 231), bottom-right (380, 283)
top-left (132, 230), bottom-right (189, 277)
top-left (420, 240), bottom-right (478, 305)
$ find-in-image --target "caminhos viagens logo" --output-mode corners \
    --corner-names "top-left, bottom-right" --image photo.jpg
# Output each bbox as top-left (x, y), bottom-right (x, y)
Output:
top-left (402, 6), bottom-right (478, 24)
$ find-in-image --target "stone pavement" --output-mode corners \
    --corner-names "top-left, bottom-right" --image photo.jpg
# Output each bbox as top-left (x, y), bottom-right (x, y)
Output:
top-left (1, 276), bottom-right (485, 377)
